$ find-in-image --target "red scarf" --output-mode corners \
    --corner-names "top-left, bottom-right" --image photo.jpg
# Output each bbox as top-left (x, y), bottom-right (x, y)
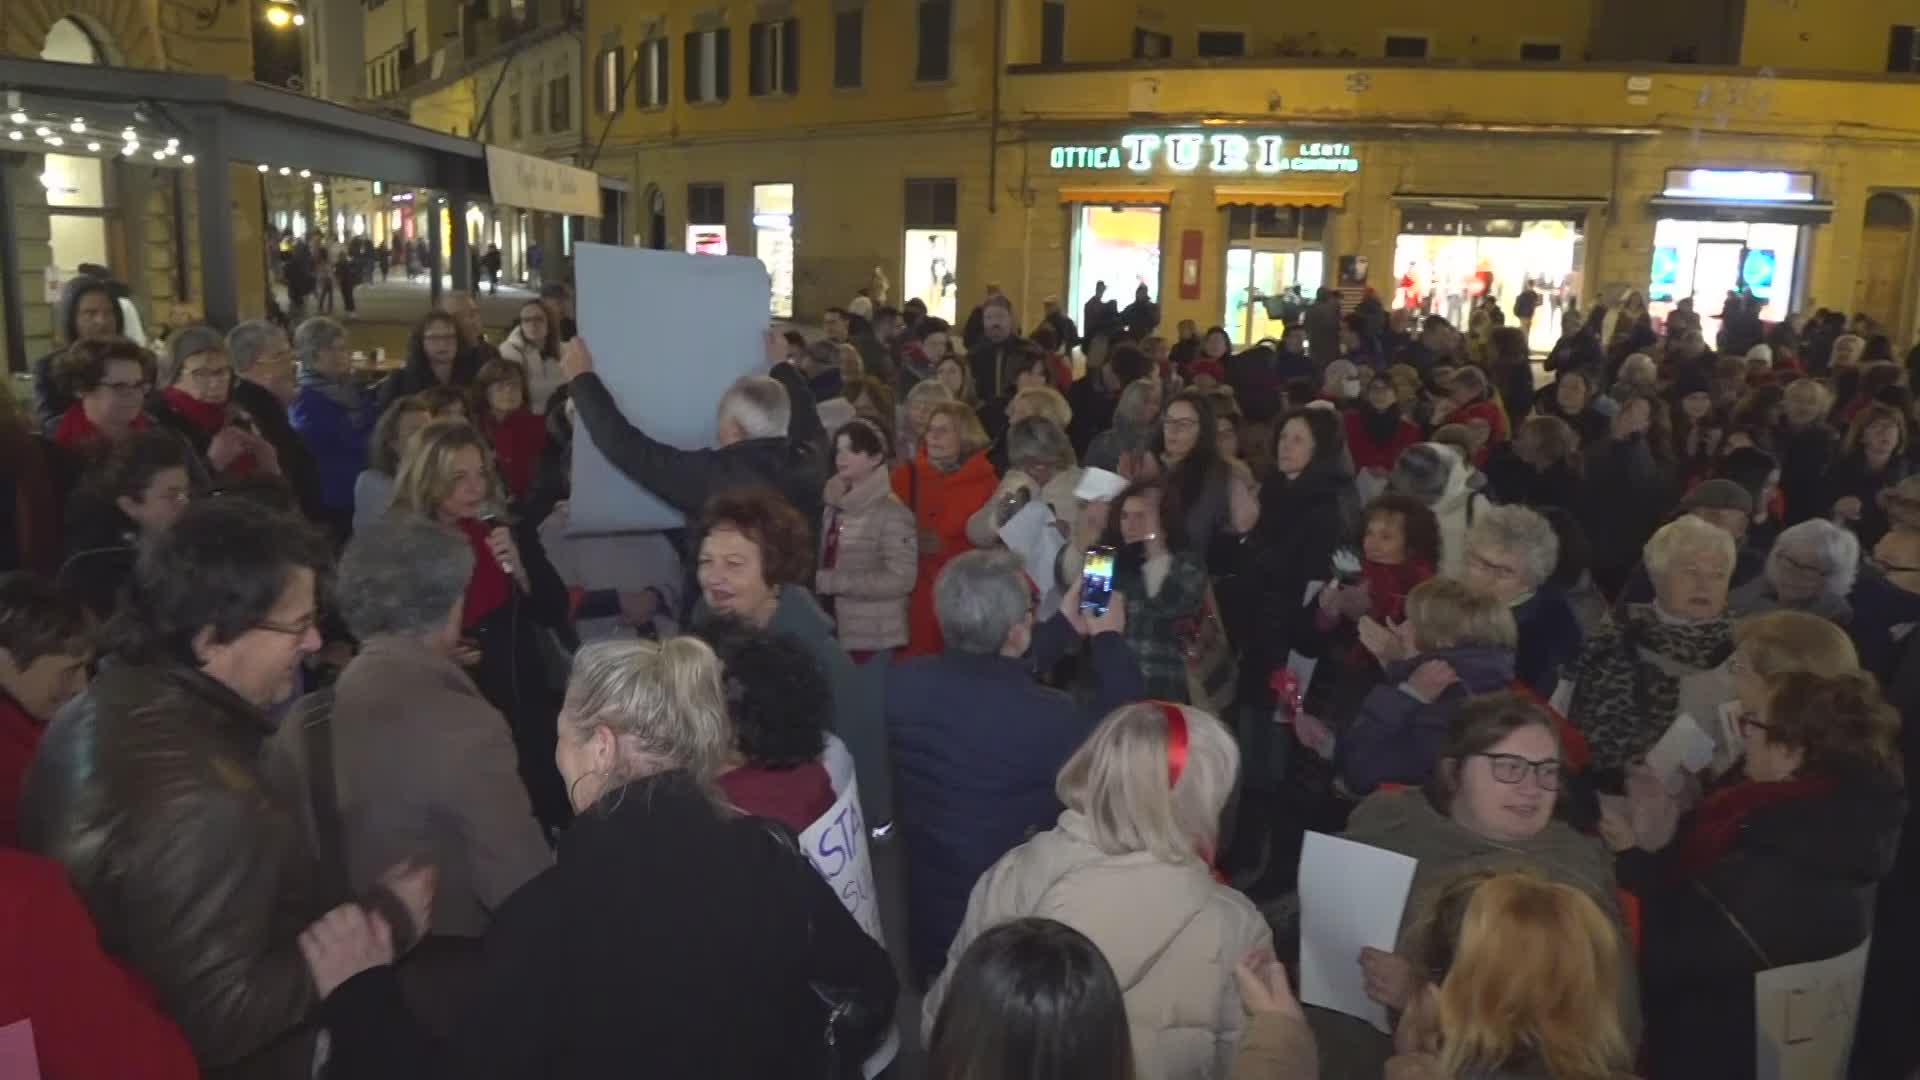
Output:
top-left (51, 402), bottom-right (148, 452)
top-left (161, 387), bottom-right (228, 436)
top-left (456, 517), bottom-right (510, 627)
top-left (1667, 775), bottom-right (1837, 882)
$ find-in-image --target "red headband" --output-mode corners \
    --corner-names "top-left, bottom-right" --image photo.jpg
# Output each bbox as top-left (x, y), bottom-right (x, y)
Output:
top-left (1159, 701), bottom-right (1189, 789)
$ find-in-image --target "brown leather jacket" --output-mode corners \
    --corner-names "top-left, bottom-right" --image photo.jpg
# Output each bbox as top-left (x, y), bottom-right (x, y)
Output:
top-left (19, 661), bottom-right (333, 1080)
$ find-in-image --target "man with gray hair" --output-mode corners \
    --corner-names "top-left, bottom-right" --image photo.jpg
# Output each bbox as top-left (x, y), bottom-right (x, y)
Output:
top-left (558, 336), bottom-right (826, 525)
top-left (227, 318), bottom-right (324, 520)
top-left (884, 549), bottom-right (1143, 986)
top-left (324, 514), bottom-right (553, 956)
top-left (1458, 502), bottom-right (1584, 696)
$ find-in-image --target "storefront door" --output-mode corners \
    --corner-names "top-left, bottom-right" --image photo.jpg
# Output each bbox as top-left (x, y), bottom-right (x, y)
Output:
top-left (1393, 216), bottom-right (1582, 354)
top-left (1069, 204), bottom-right (1165, 335)
top-left (1224, 245), bottom-right (1324, 344)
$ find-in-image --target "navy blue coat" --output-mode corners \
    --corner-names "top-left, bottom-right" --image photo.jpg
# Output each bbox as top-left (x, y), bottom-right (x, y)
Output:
top-left (1512, 586), bottom-right (1584, 697)
top-left (288, 374), bottom-right (374, 516)
top-left (885, 616), bottom-right (1144, 987)
top-left (1336, 644), bottom-right (1516, 795)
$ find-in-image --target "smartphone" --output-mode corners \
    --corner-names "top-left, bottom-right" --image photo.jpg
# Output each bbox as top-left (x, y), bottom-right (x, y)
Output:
top-left (1080, 545), bottom-right (1117, 617)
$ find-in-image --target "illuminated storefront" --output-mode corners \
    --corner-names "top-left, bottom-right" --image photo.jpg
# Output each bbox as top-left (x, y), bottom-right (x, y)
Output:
top-left (1222, 203), bottom-right (1329, 345)
top-left (753, 183), bottom-right (795, 319)
top-left (1389, 196), bottom-right (1602, 353)
top-left (1646, 169), bottom-right (1829, 338)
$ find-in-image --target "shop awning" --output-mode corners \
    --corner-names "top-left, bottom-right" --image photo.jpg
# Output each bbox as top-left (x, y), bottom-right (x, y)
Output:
top-left (1213, 187), bottom-right (1347, 209)
top-left (1391, 193), bottom-right (1610, 217)
top-left (1057, 187), bottom-right (1173, 206)
top-left (1647, 196), bottom-right (1834, 226)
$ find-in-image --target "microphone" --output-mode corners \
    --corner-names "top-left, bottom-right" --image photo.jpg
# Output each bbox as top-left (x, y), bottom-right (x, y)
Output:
top-left (478, 508), bottom-right (516, 577)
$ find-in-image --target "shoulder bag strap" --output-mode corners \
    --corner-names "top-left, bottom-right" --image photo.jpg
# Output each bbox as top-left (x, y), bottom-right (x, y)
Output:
top-left (1692, 876), bottom-right (1775, 969)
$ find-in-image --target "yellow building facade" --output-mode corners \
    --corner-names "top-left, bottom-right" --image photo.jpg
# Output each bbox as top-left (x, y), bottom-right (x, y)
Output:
top-left (580, 0), bottom-right (1920, 345)
top-left (3, 0), bottom-right (267, 361)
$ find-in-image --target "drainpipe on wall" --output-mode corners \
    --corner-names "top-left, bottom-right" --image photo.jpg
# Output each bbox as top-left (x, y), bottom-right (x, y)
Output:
top-left (986, 0), bottom-right (1005, 214)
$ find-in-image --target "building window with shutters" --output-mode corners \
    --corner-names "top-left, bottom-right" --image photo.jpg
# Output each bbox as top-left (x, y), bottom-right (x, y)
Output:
top-left (549, 74), bottom-right (570, 131)
top-left (916, 0), bottom-right (951, 82)
top-left (1384, 34), bottom-right (1429, 59)
top-left (1040, 1), bottom-right (1066, 65)
top-left (833, 8), bottom-right (863, 89)
top-left (903, 178), bottom-right (959, 322)
top-left (596, 48), bottom-right (624, 114)
top-left (1133, 28), bottom-right (1172, 59)
top-left (1196, 30), bottom-right (1245, 57)
top-left (1890, 25), bottom-right (1920, 73)
top-left (636, 37), bottom-right (670, 108)
top-left (687, 182), bottom-right (727, 254)
top-left (685, 27), bottom-right (732, 103)
top-left (749, 18), bottom-right (799, 96)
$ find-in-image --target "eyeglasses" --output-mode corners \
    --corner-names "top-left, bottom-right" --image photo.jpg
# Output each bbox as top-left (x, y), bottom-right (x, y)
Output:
top-left (1474, 752), bottom-right (1562, 791)
top-left (1162, 417), bottom-right (1200, 432)
top-left (183, 367), bottom-right (233, 384)
top-left (254, 612), bottom-right (318, 638)
top-left (1465, 549), bottom-right (1522, 581)
top-left (424, 332), bottom-right (460, 344)
top-left (1737, 713), bottom-right (1773, 739)
top-left (100, 380), bottom-right (150, 398)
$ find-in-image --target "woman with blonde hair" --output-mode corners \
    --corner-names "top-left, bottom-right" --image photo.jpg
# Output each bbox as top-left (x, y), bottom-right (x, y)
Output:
top-left (892, 400), bottom-right (998, 654)
top-left (926, 701), bottom-right (1270, 1077)
top-left (1385, 871), bottom-right (1632, 1080)
top-left (293, 637), bottom-right (899, 1079)
top-left (898, 378), bottom-right (953, 462)
top-left (391, 418), bottom-right (576, 828)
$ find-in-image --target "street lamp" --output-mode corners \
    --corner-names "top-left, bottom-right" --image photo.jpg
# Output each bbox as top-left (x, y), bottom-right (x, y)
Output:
top-left (264, 0), bottom-right (305, 29)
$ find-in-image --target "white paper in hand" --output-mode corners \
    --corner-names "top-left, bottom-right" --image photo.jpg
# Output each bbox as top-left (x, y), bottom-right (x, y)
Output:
top-left (1072, 467), bottom-right (1130, 503)
top-left (1298, 831), bottom-right (1419, 1033)
top-left (997, 500), bottom-right (1066, 592)
top-left (570, 243), bottom-right (772, 533)
top-left (1645, 713), bottom-right (1716, 794)
top-left (1754, 938), bottom-right (1870, 1080)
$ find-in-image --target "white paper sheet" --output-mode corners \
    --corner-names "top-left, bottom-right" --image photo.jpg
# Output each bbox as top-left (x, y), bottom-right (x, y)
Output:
top-left (1072, 467), bottom-right (1130, 502)
top-left (570, 243), bottom-right (773, 532)
top-left (1644, 712), bottom-right (1717, 793)
top-left (997, 500), bottom-right (1066, 593)
top-left (1755, 938), bottom-right (1870, 1080)
top-left (1297, 831), bottom-right (1419, 1033)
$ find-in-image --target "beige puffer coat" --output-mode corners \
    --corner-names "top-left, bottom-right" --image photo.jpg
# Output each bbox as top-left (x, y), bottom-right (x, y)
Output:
top-left (924, 811), bottom-right (1271, 1079)
top-left (817, 465), bottom-right (918, 652)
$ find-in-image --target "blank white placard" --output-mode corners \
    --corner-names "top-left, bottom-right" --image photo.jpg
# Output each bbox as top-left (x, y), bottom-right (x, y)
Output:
top-left (570, 243), bottom-right (772, 533)
top-left (1297, 831), bottom-right (1419, 1033)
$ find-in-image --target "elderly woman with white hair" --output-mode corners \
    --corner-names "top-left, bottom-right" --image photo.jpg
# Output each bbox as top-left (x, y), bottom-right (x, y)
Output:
top-left (1729, 519), bottom-right (1860, 623)
top-left (298, 636), bottom-right (900, 1079)
top-left (923, 701), bottom-right (1269, 1077)
top-left (288, 315), bottom-right (375, 539)
top-left (1569, 514), bottom-right (1737, 780)
top-left (968, 415), bottom-right (1082, 553)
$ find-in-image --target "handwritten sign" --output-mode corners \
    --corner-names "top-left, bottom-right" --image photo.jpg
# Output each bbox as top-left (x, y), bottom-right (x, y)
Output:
top-left (1755, 937), bottom-right (1870, 1080)
top-left (800, 776), bottom-right (882, 941)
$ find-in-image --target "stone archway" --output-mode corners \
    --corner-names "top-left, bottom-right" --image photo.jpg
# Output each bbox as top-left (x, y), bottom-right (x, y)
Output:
top-left (8, 1), bottom-right (161, 69)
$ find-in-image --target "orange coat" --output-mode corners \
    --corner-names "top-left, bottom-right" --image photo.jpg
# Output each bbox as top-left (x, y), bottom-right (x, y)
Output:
top-left (891, 449), bottom-right (999, 655)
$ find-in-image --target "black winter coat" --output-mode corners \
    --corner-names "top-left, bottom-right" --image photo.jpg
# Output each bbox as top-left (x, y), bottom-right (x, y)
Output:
top-left (1244, 466), bottom-right (1361, 705)
top-left (1575, 434), bottom-right (1675, 581)
top-left (1776, 421), bottom-right (1841, 526)
top-left (1623, 770), bottom-right (1906, 1080)
top-left (230, 377), bottom-right (326, 521)
top-left (569, 372), bottom-right (827, 529)
top-left (1823, 449), bottom-right (1908, 549)
top-left (316, 769), bottom-right (899, 1080)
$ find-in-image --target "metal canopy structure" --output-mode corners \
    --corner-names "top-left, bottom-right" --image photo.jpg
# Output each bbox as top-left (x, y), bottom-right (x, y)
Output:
top-left (0, 55), bottom-right (624, 359)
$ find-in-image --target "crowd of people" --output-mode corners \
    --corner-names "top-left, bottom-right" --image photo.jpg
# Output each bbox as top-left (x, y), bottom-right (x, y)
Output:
top-left (0, 261), bottom-right (1916, 1080)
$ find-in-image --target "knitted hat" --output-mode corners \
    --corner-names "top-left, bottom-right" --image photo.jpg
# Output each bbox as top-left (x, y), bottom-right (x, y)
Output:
top-left (164, 325), bottom-right (228, 385)
top-left (1681, 478), bottom-right (1755, 517)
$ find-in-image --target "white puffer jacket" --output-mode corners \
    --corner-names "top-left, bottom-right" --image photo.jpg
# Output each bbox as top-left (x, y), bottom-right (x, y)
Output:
top-left (923, 811), bottom-right (1271, 1079)
top-left (498, 325), bottom-right (564, 414)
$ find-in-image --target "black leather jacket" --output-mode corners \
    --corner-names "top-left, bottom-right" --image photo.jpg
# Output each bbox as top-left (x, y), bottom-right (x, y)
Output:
top-left (19, 661), bottom-right (333, 1079)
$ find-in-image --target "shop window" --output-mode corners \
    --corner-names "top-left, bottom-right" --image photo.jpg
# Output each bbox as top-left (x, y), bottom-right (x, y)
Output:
top-left (509, 92), bottom-right (521, 138)
top-left (834, 9), bottom-right (863, 88)
top-left (687, 182), bottom-right (727, 255)
top-left (1384, 34), bottom-right (1428, 59)
top-left (1196, 30), bottom-right (1246, 58)
top-left (1133, 28), bottom-right (1173, 59)
top-left (1520, 42), bottom-right (1561, 62)
top-left (1040, 1), bottom-right (1066, 65)
top-left (749, 18), bottom-right (799, 96)
top-left (596, 48), bottom-right (624, 114)
top-left (905, 178), bottom-right (959, 323)
top-left (685, 27), bottom-right (732, 103)
top-left (917, 0), bottom-right (952, 82)
top-left (754, 183), bottom-right (795, 318)
top-left (1890, 25), bottom-right (1919, 73)
top-left (531, 84), bottom-right (545, 133)
top-left (636, 37), bottom-right (670, 108)
top-left (549, 74), bottom-right (571, 131)
top-left (1070, 204), bottom-right (1164, 342)
top-left (1395, 217), bottom-right (1583, 354)
top-left (1227, 205), bottom-right (1327, 242)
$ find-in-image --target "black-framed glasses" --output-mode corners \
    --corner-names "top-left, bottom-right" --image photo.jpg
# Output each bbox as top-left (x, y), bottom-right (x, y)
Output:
top-left (254, 613), bottom-right (318, 638)
top-left (1737, 713), bottom-right (1773, 739)
top-left (1475, 752), bottom-right (1562, 791)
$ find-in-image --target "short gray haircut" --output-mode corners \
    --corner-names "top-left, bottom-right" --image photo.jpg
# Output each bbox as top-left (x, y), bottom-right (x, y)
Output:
top-left (1057, 702), bottom-right (1238, 863)
top-left (1644, 514), bottom-right (1736, 579)
top-left (564, 637), bottom-right (732, 787)
top-left (906, 379), bottom-right (953, 409)
top-left (1467, 504), bottom-right (1559, 589)
top-left (1007, 416), bottom-right (1076, 473)
top-left (935, 550), bottom-right (1032, 655)
top-left (1770, 519), bottom-right (1861, 597)
top-left (226, 319), bottom-right (286, 373)
top-left (336, 515), bottom-right (474, 639)
top-left (293, 316), bottom-right (349, 372)
top-left (1617, 353), bottom-right (1657, 386)
top-left (1117, 378), bottom-right (1161, 424)
top-left (717, 375), bottom-right (790, 440)
top-left (162, 325), bottom-right (227, 386)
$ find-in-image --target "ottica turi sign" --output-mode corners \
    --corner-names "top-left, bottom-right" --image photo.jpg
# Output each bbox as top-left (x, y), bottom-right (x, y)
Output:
top-left (1047, 133), bottom-right (1360, 174)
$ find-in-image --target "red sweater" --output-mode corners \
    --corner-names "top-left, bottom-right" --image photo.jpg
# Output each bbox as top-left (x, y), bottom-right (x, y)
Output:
top-left (481, 409), bottom-right (548, 500)
top-left (1343, 410), bottom-right (1423, 473)
top-left (717, 761), bottom-right (837, 833)
top-left (0, 850), bottom-right (199, 1079)
top-left (456, 517), bottom-right (511, 627)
